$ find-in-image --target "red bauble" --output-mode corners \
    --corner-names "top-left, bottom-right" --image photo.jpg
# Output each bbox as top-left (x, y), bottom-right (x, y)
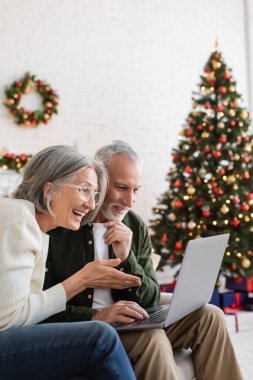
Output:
top-left (196, 200), bottom-right (203, 207)
top-left (172, 154), bottom-right (179, 162)
top-left (213, 151), bottom-right (222, 158)
top-left (186, 129), bottom-right (194, 136)
top-left (175, 241), bottom-right (183, 250)
top-left (216, 106), bottom-right (224, 112)
top-left (215, 188), bottom-right (224, 196)
top-left (175, 201), bottom-right (183, 208)
top-left (241, 203), bottom-right (249, 211)
top-left (161, 234), bottom-right (168, 243)
top-left (203, 146), bottom-right (210, 153)
top-left (17, 81), bottom-right (22, 88)
top-left (202, 209), bottom-right (211, 217)
top-left (213, 52), bottom-right (221, 59)
top-left (218, 86), bottom-right (227, 94)
top-left (211, 182), bottom-right (218, 188)
top-left (184, 166), bottom-right (193, 174)
top-left (243, 171), bottom-right (250, 180)
top-left (246, 193), bottom-right (253, 200)
top-left (222, 72), bottom-right (231, 79)
top-left (196, 178), bottom-right (201, 185)
top-left (174, 180), bottom-right (182, 188)
top-left (204, 66), bottom-right (211, 73)
top-left (218, 169), bottom-right (225, 175)
top-left (233, 198), bottom-right (240, 204)
top-left (181, 157), bottom-right (187, 163)
top-left (219, 135), bottom-right (227, 144)
top-left (209, 79), bottom-right (216, 86)
top-left (231, 218), bottom-right (240, 227)
top-left (242, 156), bottom-right (250, 163)
top-left (197, 124), bottom-right (203, 130)
top-left (230, 120), bottom-right (236, 127)
top-left (204, 103), bottom-right (212, 109)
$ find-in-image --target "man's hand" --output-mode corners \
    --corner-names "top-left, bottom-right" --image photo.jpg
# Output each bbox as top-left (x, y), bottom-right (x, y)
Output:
top-left (104, 221), bottom-right (132, 261)
top-left (92, 301), bottom-right (149, 324)
top-left (62, 258), bottom-right (141, 301)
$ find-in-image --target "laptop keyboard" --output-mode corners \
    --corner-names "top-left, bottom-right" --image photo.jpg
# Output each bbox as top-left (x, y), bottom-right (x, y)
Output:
top-left (128, 306), bottom-right (170, 327)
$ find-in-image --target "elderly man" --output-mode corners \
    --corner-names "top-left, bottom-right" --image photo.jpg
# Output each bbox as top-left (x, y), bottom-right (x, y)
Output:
top-left (44, 140), bottom-right (242, 380)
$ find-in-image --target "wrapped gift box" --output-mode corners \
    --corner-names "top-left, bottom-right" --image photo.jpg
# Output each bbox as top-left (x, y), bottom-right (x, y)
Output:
top-left (225, 276), bottom-right (253, 292)
top-left (209, 288), bottom-right (220, 307)
top-left (220, 291), bottom-right (248, 310)
top-left (160, 280), bottom-right (176, 293)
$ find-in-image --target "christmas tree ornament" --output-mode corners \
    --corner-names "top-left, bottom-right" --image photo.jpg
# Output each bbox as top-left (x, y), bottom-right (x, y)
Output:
top-left (168, 213), bottom-right (176, 221)
top-left (217, 122), bottom-right (225, 129)
top-left (187, 185), bottom-right (196, 195)
top-left (240, 110), bottom-right (248, 120)
top-left (221, 204), bottom-right (229, 214)
top-left (229, 109), bottom-right (236, 117)
top-left (241, 258), bottom-right (251, 269)
top-left (187, 221), bottom-right (196, 229)
top-left (201, 132), bottom-right (209, 138)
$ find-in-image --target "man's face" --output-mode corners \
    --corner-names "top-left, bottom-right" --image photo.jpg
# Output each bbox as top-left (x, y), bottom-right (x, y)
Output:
top-left (100, 153), bottom-right (142, 221)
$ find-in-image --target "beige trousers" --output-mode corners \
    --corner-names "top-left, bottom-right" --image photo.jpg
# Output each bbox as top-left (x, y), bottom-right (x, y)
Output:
top-left (119, 304), bottom-right (243, 380)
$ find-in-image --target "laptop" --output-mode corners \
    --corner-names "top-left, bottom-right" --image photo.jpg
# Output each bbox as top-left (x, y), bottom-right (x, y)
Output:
top-left (115, 233), bottom-right (229, 332)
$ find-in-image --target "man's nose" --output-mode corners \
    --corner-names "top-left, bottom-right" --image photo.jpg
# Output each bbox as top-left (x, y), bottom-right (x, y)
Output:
top-left (123, 191), bottom-right (135, 208)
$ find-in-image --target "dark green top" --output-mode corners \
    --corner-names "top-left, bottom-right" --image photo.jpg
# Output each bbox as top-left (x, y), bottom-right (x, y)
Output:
top-left (43, 210), bottom-right (160, 322)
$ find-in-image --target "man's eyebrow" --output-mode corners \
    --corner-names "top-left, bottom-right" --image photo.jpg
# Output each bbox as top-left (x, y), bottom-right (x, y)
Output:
top-left (113, 182), bottom-right (141, 189)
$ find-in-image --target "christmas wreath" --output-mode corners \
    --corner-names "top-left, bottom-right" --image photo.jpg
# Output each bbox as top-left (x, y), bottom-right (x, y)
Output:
top-left (4, 72), bottom-right (59, 127)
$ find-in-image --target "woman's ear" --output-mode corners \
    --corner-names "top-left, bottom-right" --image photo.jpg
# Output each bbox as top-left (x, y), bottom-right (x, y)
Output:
top-left (43, 182), bottom-right (55, 201)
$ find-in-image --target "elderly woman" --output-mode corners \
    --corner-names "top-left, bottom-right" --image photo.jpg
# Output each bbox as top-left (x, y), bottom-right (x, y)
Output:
top-left (0, 145), bottom-right (140, 380)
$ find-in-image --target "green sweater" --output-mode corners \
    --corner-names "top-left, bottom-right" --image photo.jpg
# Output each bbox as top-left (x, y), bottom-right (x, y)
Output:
top-left (43, 210), bottom-right (160, 322)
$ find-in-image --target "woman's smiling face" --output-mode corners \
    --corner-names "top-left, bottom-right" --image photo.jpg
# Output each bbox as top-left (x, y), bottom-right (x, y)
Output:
top-left (50, 167), bottom-right (98, 230)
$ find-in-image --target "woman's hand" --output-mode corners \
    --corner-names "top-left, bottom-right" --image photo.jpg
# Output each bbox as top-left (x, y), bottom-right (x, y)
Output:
top-left (62, 258), bottom-right (141, 301)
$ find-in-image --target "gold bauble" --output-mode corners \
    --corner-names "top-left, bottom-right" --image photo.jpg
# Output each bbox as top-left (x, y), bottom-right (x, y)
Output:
top-left (22, 114), bottom-right (28, 120)
top-left (234, 154), bottom-right (240, 161)
top-left (201, 132), bottom-right (209, 138)
top-left (250, 226), bottom-right (253, 232)
top-left (227, 175), bottom-right (236, 184)
top-left (249, 200), bottom-right (253, 206)
top-left (245, 216), bottom-right (250, 222)
top-left (233, 184), bottom-right (239, 191)
top-left (199, 167), bottom-right (206, 175)
top-left (241, 258), bottom-right (251, 269)
top-left (192, 102), bottom-right (197, 109)
top-left (244, 144), bottom-right (252, 153)
top-left (6, 98), bottom-right (15, 105)
top-left (44, 114), bottom-right (50, 120)
top-left (217, 122), bottom-right (225, 129)
top-left (240, 110), bottom-right (248, 120)
top-left (13, 93), bottom-right (18, 99)
top-left (229, 85), bottom-right (236, 92)
top-left (187, 221), bottom-right (196, 229)
top-left (212, 60), bottom-right (221, 70)
top-left (46, 102), bottom-right (52, 108)
top-left (221, 204), bottom-right (229, 214)
top-left (229, 109), bottom-right (236, 117)
top-left (187, 186), bottom-right (196, 195)
top-left (168, 213), bottom-right (176, 221)
top-left (205, 89), bottom-right (211, 96)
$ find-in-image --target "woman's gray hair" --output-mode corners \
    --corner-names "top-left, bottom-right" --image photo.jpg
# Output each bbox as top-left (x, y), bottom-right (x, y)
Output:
top-left (94, 140), bottom-right (142, 168)
top-left (13, 145), bottom-right (108, 224)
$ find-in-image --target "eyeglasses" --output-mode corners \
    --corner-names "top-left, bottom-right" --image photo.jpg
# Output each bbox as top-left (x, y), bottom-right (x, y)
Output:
top-left (65, 184), bottom-right (101, 205)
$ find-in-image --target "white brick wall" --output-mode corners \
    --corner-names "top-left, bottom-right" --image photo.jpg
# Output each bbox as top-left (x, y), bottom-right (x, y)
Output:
top-left (0, 0), bottom-right (250, 222)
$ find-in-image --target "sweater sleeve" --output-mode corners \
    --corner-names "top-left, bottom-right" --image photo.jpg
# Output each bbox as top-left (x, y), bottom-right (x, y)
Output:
top-left (0, 220), bottom-right (66, 331)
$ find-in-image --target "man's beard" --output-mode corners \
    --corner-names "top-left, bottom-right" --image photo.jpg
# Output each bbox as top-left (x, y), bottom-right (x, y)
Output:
top-left (101, 204), bottom-right (129, 222)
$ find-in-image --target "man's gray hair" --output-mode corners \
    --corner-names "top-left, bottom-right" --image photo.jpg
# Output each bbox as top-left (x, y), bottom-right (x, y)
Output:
top-left (13, 145), bottom-right (108, 224)
top-left (94, 140), bottom-right (142, 168)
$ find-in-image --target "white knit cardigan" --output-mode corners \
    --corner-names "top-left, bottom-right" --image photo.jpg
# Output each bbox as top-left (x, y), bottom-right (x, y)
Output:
top-left (0, 198), bottom-right (66, 331)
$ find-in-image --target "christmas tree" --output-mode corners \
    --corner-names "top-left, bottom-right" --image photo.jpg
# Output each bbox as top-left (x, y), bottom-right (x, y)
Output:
top-left (150, 47), bottom-right (253, 278)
